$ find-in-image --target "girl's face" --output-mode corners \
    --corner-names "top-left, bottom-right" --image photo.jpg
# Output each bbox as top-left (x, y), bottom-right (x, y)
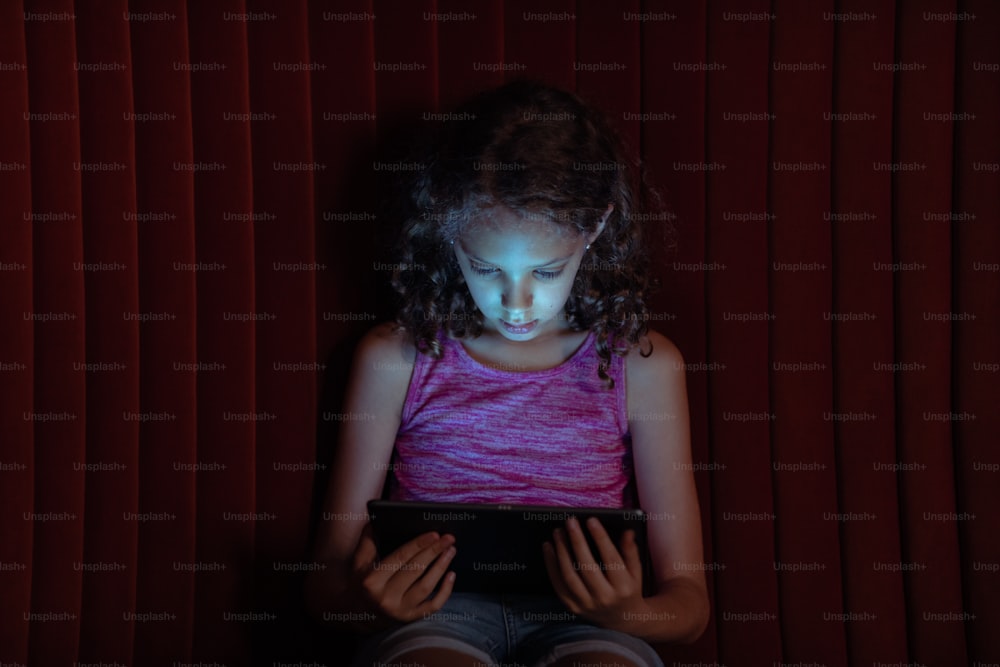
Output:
top-left (453, 207), bottom-right (604, 343)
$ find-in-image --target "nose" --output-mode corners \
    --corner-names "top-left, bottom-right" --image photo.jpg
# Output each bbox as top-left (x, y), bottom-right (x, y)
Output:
top-left (501, 280), bottom-right (532, 318)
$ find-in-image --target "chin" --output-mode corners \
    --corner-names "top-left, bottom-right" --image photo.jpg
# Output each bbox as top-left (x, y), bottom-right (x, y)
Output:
top-left (498, 331), bottom-right (541, 343)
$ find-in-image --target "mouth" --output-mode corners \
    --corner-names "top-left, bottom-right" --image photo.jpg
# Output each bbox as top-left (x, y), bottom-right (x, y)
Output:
top-left (500, 319), bottom-right (538, 335)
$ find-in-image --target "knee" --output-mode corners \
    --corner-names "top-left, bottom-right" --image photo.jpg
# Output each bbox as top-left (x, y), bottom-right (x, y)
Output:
top-left (547, 651), bottom-right (642, 667)
top-left (391, 646), bottom-right (488, 667)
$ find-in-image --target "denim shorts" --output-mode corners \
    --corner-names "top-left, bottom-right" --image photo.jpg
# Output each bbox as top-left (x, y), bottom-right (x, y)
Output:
top-left (351, 592), bottom-right (665, 667)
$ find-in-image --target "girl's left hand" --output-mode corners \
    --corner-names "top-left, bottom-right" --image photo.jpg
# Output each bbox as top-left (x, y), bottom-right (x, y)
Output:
top-left (542, 515), bottom-right (647, 629)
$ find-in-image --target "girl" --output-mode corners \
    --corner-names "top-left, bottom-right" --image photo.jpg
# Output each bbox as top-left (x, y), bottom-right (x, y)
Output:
top-left (308, 81), bottom-right (709, 667)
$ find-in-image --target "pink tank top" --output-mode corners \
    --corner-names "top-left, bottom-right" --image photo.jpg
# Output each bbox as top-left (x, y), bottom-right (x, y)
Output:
top-left (388, 331), bottom-right (635, 507)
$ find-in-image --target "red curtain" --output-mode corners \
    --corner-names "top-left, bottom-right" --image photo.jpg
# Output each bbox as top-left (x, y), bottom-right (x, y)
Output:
top-left (1, 1), bottom-right (997, 665)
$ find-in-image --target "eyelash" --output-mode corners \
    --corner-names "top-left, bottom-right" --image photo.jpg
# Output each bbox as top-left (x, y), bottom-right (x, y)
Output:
top-left (470, 264), bottom-right (563, 280)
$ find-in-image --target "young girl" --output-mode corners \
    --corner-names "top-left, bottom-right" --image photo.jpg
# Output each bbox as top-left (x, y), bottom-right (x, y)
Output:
top-left (308, 81), bottom-right (709, 667)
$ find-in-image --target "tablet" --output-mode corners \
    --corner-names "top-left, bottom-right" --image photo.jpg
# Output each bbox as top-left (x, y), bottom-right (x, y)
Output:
top-left (367, 500), bottom-right (649, 595)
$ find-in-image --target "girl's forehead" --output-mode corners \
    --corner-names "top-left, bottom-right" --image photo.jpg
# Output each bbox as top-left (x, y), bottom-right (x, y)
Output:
top-left (460, 220), bottom-right (579, 254)
top-left (457, 223), bottom-right (583, 267)
top-left (461, 206), bottom-right (579, 245)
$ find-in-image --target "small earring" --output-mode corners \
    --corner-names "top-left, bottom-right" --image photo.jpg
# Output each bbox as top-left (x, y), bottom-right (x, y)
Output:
top-left (450, 240), bottom-right (455, 245)
top-left (585, 244), bottom-right (591, 250)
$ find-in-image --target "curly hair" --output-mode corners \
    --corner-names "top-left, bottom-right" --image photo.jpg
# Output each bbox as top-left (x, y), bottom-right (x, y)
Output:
top-left (391, 80), bottom-right (656, 387)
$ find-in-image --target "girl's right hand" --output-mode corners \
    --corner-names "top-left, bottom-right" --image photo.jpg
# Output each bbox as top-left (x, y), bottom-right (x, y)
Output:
top-left (352, 522), bottom-right (457, 622)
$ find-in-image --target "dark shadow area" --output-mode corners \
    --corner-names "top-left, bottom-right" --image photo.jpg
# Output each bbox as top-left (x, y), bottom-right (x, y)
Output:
top-left (245, 114), bottom-right (433, 665)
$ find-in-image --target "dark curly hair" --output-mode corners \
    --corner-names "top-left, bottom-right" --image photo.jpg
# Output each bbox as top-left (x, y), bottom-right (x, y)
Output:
top-left (391, 80), bottom-right (655, 387)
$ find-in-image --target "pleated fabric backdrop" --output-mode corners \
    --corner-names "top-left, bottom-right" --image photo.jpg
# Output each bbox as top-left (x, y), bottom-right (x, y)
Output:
top-left (0, 1), bottom-right (997, 666)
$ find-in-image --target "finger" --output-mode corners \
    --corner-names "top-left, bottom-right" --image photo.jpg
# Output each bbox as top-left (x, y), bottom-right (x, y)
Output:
top-left (414, 570), bottom-right (457, 619)
top-left (585, 517), bottom-right (630, 587)
top-left (384, 534), bottom-right (455, 588)
top-left (564, 517), bottom-right (614, 597)
top-left (620, 529), bottom-right (644, 583)
top-left (542, 541), bottom-right (578, 611)
top-left (369, 531), bottom-right (445, 586)
top-left (552, 527), bottom-right (592, 602)
top-left (401, 544), bottom-right (457, 608)
top-left (379, 531), bottom-right (442, 566)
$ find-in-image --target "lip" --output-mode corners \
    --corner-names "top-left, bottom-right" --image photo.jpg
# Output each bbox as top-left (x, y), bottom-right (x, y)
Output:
top-left (500, 319), bottom-right (538, 335)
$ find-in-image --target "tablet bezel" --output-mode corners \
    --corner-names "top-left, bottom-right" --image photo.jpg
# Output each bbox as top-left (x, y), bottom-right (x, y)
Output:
top-left (366, 500), bottom-right (651, 595)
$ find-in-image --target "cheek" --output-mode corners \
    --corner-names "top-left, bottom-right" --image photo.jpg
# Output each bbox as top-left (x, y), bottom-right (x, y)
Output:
top-left (537, 280), bottom-right (575, 311)
top-left (464, 281), bottom-right (496, 309)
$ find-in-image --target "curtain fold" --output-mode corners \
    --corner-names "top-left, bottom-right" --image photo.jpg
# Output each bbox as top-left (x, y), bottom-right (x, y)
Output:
top-left (182, 1), bottom-right (258, 661)
top-left (129, 0), bottom-right (199, 662)
top-left (0, 0), bottom-right (35, 662)
top-left (0, 1), bottom-right (996, 665)
top-left (76, 2), bottom-right (141, 664)
top-left (768, 0), bottom-right (846, 663)
top-left (953, 0), bottom-right (1000, 656)
top-left (20, 1), bottom-right (89, 664)
top-left (893, 1), bottom-right (969, 665)
top-left (703, 1), bottom-right (783, 663)
top-left (829, 1), bottom-right (909, 663)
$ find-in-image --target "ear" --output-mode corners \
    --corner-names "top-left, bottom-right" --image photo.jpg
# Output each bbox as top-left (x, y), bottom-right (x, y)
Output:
top-left (588, 204), bottom-right (613, 245)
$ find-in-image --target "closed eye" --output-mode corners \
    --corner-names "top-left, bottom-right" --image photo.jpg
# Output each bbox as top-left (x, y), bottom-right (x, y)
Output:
top-left (470, 262), bottom-right (498, 276)
top-left (468, 262), bottom-right (564, 280)
top-left (534, 269), bottom-right (563, 280)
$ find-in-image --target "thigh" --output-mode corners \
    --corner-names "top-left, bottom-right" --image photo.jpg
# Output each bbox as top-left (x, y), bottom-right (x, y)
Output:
top-left (517, 624), bottom-right (664, 667)
top-left (505, 595), bottom-right (664, 667)
top-left (350, 593), bottom-right (507, 667)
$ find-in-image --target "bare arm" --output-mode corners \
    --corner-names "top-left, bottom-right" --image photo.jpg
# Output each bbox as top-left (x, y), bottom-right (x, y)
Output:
top-left (543, 330), bottom-right (710, 643)
top-left (625, 331), bottom-right (709, 642)
top-left (305, 323), bottom-right (456, 630)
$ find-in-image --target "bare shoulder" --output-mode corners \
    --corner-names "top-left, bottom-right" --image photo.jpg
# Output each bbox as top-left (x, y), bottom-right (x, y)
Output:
top-left (355, 322), bottom-right (418, 373)
top-left (626, 329), bottom-right (685, 393)
top-left (356, 321), bottom-right (417, 365)
top-left (349, 322), bottom-right (419, 414)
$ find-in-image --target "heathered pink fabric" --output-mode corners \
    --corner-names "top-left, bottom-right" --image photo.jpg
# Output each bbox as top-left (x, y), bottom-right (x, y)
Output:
top-left (388, 332), bottom-right (634, 507)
